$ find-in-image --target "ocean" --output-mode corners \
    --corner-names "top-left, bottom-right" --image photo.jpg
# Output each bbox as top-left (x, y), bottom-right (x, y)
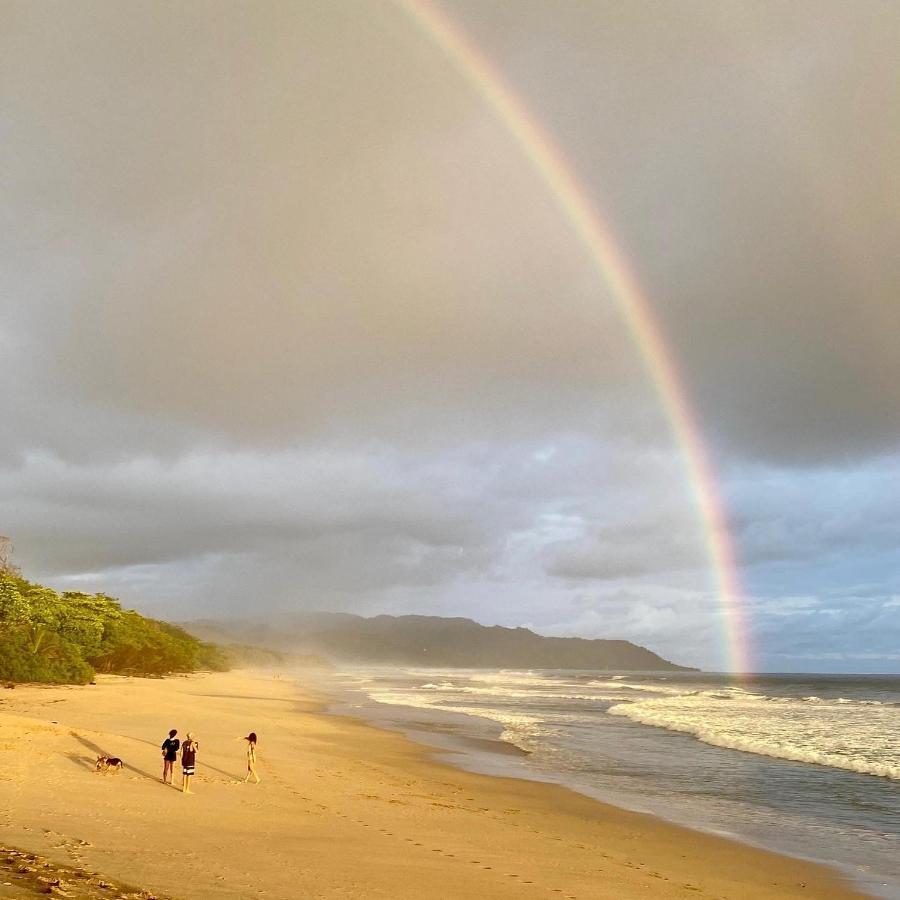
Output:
top-left (322, 668), bottom-right (900, 898)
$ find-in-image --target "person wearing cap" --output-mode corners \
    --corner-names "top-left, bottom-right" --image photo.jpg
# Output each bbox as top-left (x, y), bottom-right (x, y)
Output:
top-left (242, 732), bottom-right (260, 784)
top-left (181, 732), bottom-right (199, 794)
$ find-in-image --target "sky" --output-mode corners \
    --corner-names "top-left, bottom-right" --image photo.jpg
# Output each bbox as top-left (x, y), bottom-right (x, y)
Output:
top-left (1, 0), bottom-right (898, 672)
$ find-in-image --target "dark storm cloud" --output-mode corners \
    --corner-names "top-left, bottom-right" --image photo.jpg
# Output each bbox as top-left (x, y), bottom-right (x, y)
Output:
top-left (0, 0), bottom-right (647, 458)
top-left (5, 1), bottom-right (895, 465)
top-left (450, 0), bottom-right (900, 464)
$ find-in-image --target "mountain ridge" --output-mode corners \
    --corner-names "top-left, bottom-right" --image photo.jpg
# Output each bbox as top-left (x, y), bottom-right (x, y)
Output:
top-left (184, 612), bottom-right (696, 671)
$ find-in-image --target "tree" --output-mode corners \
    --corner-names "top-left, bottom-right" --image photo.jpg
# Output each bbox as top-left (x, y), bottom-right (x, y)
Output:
top-left (0, 567), bottom-right (228, 683)
top-left (0, 573), bottom-right (30, 626)
top-left (0, 535), bottom-right (18, 575)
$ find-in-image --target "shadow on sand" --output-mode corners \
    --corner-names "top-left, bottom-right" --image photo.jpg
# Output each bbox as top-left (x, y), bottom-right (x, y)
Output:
top-left (68, 731), bottom-right (162, 784)
top-left (64, 751), bottom-right (96, 773)
top-left (129, 735), bottom-right (244, 782)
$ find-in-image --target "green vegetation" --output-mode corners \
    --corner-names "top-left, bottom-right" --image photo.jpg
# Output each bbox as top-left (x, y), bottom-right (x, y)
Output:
top-left (213, 643), bottom-right (289, 669)
top-left (0, 571), bottom-right (229, 684)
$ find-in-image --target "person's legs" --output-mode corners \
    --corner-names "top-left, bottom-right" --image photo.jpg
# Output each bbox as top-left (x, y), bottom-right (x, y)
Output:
top-left (182, 771), bottom-right (192, 793)
top-left (162, 759), bottom-right (172, 783)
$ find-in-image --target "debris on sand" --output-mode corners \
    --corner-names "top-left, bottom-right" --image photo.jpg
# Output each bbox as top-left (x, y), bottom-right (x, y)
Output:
top-left (0, 846), bottom-right (170, 899)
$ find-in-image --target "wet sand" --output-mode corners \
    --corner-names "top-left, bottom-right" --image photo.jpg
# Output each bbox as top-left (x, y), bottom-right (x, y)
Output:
top-left (0, 671), bottom-right (867, 899)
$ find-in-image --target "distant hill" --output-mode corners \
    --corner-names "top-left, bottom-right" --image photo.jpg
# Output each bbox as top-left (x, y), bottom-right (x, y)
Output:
top-left (184, 613), bottom-right (695, 671)
top-left (213, 642), bottom-right (331, 671)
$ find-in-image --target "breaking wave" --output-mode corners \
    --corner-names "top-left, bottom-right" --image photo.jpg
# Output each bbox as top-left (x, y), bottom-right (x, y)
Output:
top-left (608, 693), bottom-right (900, 780)
top-left (359, 668), bottom-right (900, 781)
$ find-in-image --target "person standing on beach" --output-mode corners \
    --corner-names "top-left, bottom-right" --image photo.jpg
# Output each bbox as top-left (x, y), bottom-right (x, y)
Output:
top-left (242, 732), bottom-right (260, 784)
top-left (181, 732), bottom-right (198, 794)
top-left (161, 729), bottom-right (180, 784)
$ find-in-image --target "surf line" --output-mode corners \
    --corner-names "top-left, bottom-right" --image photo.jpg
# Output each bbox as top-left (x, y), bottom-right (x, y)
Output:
top-left (397, 0), bottom-right (751, 675)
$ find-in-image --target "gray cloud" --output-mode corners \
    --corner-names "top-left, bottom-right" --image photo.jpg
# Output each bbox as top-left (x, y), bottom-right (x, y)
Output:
top-left (0, 447), bottom-right (495, 573)
top-left (5, 1), bottom-right (896, 465)
top-left (729, 457), bottom-right (900, 570)
top-left (1, 0), bottom-right (648, 459)
top-left (543, 519), bottom-right (706, 582)
top-left (450, 0), bottom-right (900, 464)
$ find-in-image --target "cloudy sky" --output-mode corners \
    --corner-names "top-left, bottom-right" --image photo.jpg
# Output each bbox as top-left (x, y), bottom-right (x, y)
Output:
top-left (2, 0), bottom-right (897, 671)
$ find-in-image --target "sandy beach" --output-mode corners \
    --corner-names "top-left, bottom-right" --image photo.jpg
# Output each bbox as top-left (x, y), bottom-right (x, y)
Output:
top-left (0, 670), bottom-right (866, 900)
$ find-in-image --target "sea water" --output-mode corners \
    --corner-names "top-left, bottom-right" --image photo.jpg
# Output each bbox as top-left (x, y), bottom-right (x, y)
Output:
top-left (323, 668), bottom-right (900, 898)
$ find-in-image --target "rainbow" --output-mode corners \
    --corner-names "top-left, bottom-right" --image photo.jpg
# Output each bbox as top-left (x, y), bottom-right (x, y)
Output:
top-left (397, 0), bottom-right (752, 674)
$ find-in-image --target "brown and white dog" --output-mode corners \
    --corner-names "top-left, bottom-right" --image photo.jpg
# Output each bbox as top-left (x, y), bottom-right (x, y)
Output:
top-left (95, 755), bottom-right (124, 774)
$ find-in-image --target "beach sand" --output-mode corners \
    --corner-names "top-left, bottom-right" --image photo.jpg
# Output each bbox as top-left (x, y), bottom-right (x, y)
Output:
top-left (0, 670), bottom-right (865, 899)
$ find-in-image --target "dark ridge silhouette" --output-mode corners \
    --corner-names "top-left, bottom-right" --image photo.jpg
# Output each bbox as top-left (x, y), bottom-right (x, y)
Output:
top-left (184, 613), bottom-right (695, 672)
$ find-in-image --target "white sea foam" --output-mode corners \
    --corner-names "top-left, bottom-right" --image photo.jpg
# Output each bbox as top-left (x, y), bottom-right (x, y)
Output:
top-left (466, 670), bottom-right (574, 687)
top-left (587, 679), bottom-right (690, 696)
top-left (401, 669), bottom-right (579, 689)
top-left (608, 693), bottom-right (900, 780)
top-left (358, 669), bottom-right (900, 782)
top-left (402, 669), bottom-right (635, 703)
top-left (417, 681), bottom-right (619, 702)
top-left (367, 689), bottom-right (553, 750)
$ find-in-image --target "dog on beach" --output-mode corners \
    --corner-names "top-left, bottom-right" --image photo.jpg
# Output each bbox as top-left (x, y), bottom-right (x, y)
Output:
top-left (95, 755), bottom-right (124, 774)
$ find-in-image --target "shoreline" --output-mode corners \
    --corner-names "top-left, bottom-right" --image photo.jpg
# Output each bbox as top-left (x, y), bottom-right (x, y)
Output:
top-left (318, 677), bottom-right (887, 896)
top-left (0, 670), bottom-right (868, 899)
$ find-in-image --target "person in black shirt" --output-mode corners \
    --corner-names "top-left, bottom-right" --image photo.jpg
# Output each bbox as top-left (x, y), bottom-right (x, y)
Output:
top-left (161, 729), bottom-right (180, 784)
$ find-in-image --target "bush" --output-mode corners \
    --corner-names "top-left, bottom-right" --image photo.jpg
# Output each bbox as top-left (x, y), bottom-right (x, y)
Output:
top-left (0, 628), bottom-right (94, 684)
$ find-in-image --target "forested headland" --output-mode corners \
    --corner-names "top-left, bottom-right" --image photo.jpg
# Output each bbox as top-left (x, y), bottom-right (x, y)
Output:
top-left (0, 569), bottom-right (229, 684)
